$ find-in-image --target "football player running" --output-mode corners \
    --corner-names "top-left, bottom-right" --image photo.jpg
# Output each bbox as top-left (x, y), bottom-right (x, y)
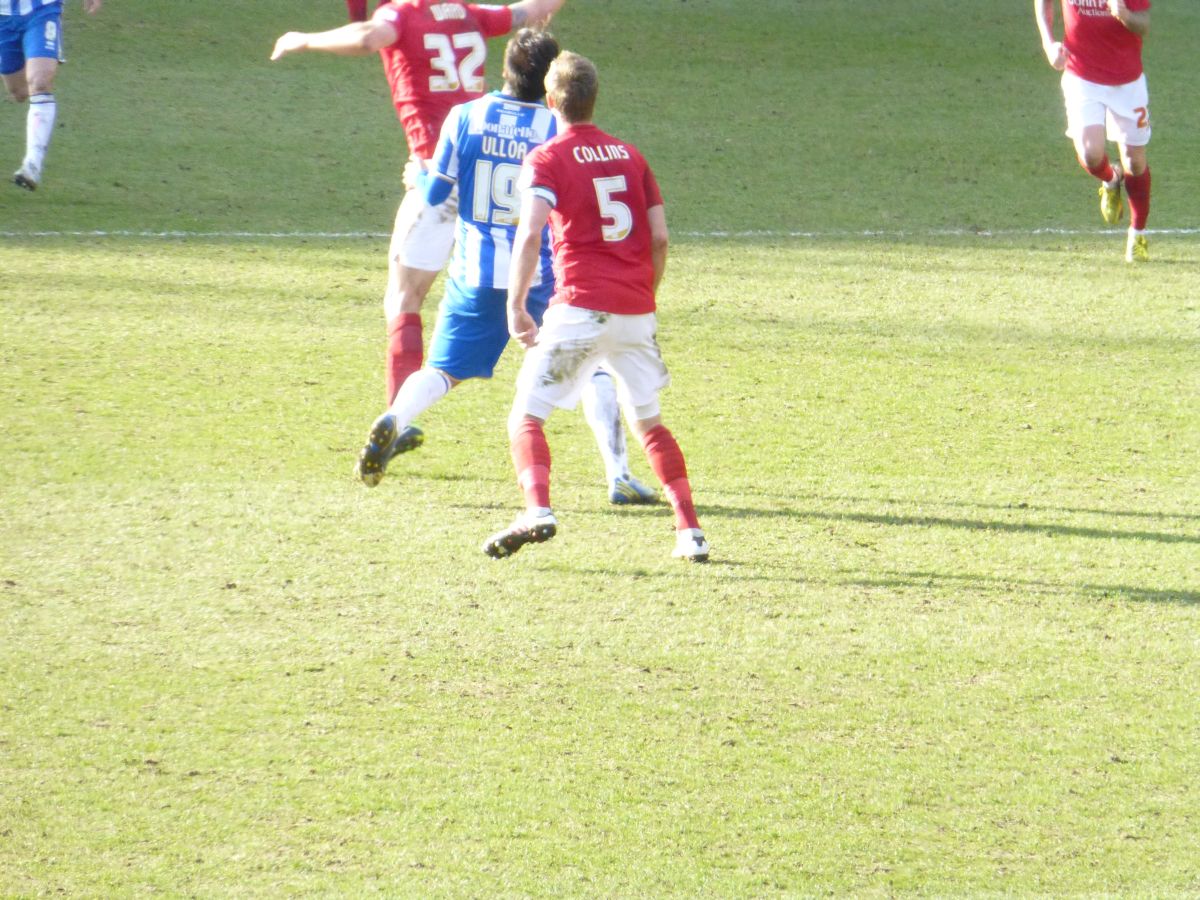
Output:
top-left (270, 0), bottom-right (568, 438)
top-left (1036, 0), bottom-right (1154, 262)
top-left (353, 28), bottom-right (657, 507)
top-left (2, 0), bottom-right (102, 191)
top-left (485, 52), bottom-right (710, 562)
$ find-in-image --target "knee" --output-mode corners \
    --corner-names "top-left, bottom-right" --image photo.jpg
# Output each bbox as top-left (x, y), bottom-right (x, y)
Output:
top-left (1123, 149), bottom-right (1148, 176)
top-left (507, 410), bottom-right (543, 440)
top-left (1076, 148), bottom-right (1106, 171)
top-left (26, 72), bottom-right (54, 96)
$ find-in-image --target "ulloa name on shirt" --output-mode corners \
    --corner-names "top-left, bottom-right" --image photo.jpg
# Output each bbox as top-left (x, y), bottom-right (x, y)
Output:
top-left (481, 135), bottom-right (530, 161)
top-left (572, 144), bottom-right (632, 164)
top-left (430, 3), bottom-right (467, 21)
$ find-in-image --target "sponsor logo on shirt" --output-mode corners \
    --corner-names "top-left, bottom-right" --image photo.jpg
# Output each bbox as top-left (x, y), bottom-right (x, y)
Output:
top-left (1068, 0), bottom-right (1113, 16)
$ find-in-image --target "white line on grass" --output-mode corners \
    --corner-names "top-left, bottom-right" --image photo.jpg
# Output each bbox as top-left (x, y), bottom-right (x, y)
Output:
top-left (2, 228), bottom-right (1198, 239)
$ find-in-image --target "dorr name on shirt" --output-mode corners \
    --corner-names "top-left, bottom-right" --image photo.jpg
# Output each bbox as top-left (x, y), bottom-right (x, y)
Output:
top-left (481, 135), bottom-right (529, 161)
top-left (572, 144), bottom-right (631, 164)
top-left (430, 3), bottom-right (467, 21)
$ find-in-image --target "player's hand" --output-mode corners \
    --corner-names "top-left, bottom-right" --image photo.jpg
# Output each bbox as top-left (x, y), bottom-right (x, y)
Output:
top-left (1043, 40), bottom-right (1069, 70)
top-left (402, 158), bottom-right (425, 192)
top-left (270, 33), bottom-right (309, 61)
top-left (508, 307), bottom-right (538, 348)
top-left (1107, 0), bottom-right (1128, 19)
top-left (82, 0), bottom-right (102, 13)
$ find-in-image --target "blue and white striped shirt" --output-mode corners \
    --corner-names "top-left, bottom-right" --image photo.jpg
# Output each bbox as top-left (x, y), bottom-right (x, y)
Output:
top-left (0, 0), bottom-right (62, 17)
top-left (430, 92), bottom-right (557, 291)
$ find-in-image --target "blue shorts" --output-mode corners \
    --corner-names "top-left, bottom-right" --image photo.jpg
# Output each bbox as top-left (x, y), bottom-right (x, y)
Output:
top-left (427, 280), bottom-right (553, 382)
top-left (0, 3), bottom-right (63, 75)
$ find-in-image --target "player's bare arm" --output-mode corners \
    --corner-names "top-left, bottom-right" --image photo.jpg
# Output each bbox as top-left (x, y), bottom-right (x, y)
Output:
top-left (509, 0), bottom-right (566, 30)
top-left (1035, 0), bottom-right (1069, 70)
top-left (648, 205), bottom-right (669, 294)
top-left (270, 20), bottom-right (398, 61)
top-left (1108, 0), bottom-right (1149, 36)
top-left (507, 193), bottom-right (553, 348)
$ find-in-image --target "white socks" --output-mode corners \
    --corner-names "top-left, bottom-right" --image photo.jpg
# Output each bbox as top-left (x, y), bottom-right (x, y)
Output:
top-left (581, 369), bottom-right (630, 482)
top-left (388, 368), bottom-right (450, 428)
top-left (25, 94), bottom-right (56, 175)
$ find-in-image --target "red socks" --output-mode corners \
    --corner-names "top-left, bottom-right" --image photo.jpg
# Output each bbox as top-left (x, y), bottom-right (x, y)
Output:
top-left (346, 0), bottom-right (368, 21)
top-left (386, 313), bottom-right (423, 405)
top-left (511, 418), bottom-right (552, 510)
top-left (1084, 155), bottom-right (1117, 184)
top-left (1124, 167), bottom-right (1151, 231)
top-left (508, 418), bottom-right (702, 530)
top-left (641, 425), bottom-right (700, 531)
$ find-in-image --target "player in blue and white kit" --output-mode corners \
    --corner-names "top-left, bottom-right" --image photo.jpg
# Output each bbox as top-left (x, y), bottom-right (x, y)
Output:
top-left (355, 28), bottom-right (657, 506)
top-left (1, 0), bottom-right (101, 190)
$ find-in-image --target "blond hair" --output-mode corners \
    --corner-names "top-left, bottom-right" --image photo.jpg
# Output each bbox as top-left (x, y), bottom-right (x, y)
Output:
top-left (545, 52), bottom-right (598, 123)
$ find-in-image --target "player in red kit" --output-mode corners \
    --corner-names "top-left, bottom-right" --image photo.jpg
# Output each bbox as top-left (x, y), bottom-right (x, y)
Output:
top-left (1036, 0), bottom-right (1153, 262)
top-left (484, 51), bottom-right (709, 563)
top-left (270, 0), bottom-right (566, 454)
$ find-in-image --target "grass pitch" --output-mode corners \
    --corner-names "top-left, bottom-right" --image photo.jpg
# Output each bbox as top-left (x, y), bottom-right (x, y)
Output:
top-left (2, 0), bottom-right (1198, 895)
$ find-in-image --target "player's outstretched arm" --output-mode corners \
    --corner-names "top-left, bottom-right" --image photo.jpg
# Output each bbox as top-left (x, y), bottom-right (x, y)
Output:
top-left (1034, 0), bottom-right (1068, 70)
top-left (509, 0), bottom-right (566, 30)
top-left (270, 20), bottom-right (397, 61)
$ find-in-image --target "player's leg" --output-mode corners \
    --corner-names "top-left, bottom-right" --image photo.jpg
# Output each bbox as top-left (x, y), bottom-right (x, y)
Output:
top-left (1061, 73), bottom-right (1122, 224)
top-left (10, 7), bottom-right (63, 191)
top-left (357, 282), bottom-right (510, 486)
top-left (481, 411), bottom-right (559, 559)
top-left (15, 56), bottom-right (57, 190)
top-left (1120, 143), bottom-right (1150, 262)
top-left (353, 369), bottom-right (440, 487)
top-left (382, 186), bottom-right (457, 404)
top-left (483, 306), bottom-right (606, 559)
top-left (604, 313), bottom-right (708, 562)
top-left (1109, 76), bottom-right (1152, 263)
top-left (581, 369), bottom-right (658, 505)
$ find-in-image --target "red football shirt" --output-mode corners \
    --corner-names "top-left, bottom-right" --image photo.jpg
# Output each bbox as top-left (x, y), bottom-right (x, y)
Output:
top-left (1063, 0), bottom-right (1150, 86)
top-left (374, 0), bottom-right (512, 159)
top-left (521, 123), bottom-right (664, 315)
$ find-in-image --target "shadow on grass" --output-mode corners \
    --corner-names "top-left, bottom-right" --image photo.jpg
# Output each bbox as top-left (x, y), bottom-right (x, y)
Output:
top-left (718, 488), bottom-right (1200, 524)
top-left (701, 501), bottom-right (1198, 545)
top-left (848, 569), bottom-right (1199, 606)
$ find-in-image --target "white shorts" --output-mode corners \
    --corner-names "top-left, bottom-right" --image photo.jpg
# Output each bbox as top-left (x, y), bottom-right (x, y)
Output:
top-left (388, 183), bottom-right (458, 272)
top-left (512, 305), bottom-right (670, 421)
top-left (1060, 70), bottom-right (1151, 147)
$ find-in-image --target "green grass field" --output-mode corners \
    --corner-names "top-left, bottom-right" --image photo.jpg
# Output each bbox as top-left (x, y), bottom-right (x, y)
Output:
top-left (2, 0), bottom-right (1198, 895)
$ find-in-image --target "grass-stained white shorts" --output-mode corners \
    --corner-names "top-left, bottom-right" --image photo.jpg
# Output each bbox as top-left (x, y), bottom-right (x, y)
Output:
top-left (1061, 70), bottom-right (1150, 146)
top-left (513, 304), bottom-right (670, 421)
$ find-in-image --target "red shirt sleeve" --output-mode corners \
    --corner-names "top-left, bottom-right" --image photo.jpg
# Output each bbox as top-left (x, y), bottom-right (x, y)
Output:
top-left (467, 4), bottom-right (514, 38)
top-left (372, 3), bottom-right (404, 47)
top-left (1127, 0), bottom-right (1150, 10)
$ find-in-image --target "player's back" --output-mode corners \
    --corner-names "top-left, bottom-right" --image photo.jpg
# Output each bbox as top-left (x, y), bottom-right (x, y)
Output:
top-left (437, 92), bottom-right (556, 290)
top-left (376, 0), bottom-right (513, 158)
top-left (524, 123), bottom-right (662, 315)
